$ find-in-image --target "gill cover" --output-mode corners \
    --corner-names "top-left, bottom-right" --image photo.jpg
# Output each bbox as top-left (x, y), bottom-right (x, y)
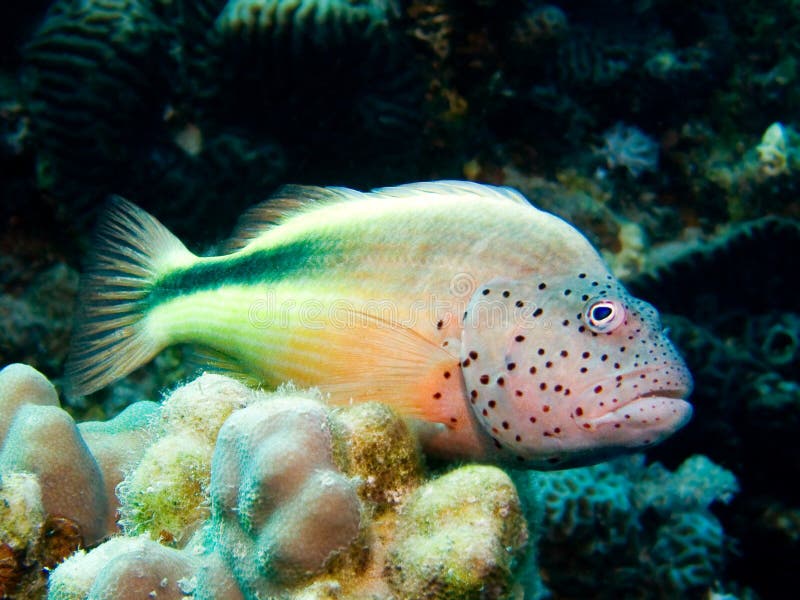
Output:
top-left (460, 278), bottom-right (546, 459)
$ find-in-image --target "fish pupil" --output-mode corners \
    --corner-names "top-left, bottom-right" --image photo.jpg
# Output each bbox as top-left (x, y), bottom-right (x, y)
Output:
top-left (592, 305), bottom-right (613, 322)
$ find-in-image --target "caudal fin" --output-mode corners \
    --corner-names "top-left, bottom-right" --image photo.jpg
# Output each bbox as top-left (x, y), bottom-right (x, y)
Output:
top-left (65, 197), bottom-right (195, 396)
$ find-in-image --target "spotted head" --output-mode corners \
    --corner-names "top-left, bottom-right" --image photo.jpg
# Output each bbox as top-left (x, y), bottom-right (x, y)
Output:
top-left (460, 274), bottom-right (692, 469)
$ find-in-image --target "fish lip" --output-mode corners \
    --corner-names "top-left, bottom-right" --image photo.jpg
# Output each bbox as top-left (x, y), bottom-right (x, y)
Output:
top-left (584, 392), bottom-right (693, 430)
top-left (631, 387), bottom-right (689, 401)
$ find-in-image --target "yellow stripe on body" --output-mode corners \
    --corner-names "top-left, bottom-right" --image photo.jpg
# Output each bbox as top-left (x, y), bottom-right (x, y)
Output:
top-left (145, 281), bottom-right (440, 390)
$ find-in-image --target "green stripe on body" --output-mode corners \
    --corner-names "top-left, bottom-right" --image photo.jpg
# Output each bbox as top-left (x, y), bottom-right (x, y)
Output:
top-left (147, 237), bottom-right (336, 307)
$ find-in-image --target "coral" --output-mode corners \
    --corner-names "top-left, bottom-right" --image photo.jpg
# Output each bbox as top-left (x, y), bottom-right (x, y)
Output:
top-left (24, 0), bottom-right (169, 195)
top-left (508, 4), bottom-right (569, 63)
top-left (596, 122), bottom-right (660, 177)
top-left (204, 394), bottom-right (364, 593)
top-left (330, 401), bottom-right (424, 508)
top-left (0, 472), bottom-right (46, 598)
top-left (0, 405), bottom-right (109, 546)
top-left (76, 400), bottom-right (160, 534)
top-left (0, 363), bottom-right (59, 440)
top-left (386, 465), bottom-right (527, 599)
top-left (47, 535), bottom-right (200, 600)
top-left (215, 0), bottom-right (398, 50)
top-left (628, 216), bottom-right (800, 315)
top-left (517, 454), bottom-right (738, 598)
top-left (0, 261), bottom-right (78, 377)
top-left (21, 0), bottom-right (422, 228)
top-left (20, 371), bottom-right (529, 598)
top-left (755, 121), bottom-right (800, 177)
top-left (116, 374), bottom-right (252, 543)
top-left (0, 363), bottom-right (158, 598)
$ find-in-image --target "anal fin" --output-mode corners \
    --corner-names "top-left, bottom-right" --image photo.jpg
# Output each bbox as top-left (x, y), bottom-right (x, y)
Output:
top-left (185, 345), bottom-right (262, 388)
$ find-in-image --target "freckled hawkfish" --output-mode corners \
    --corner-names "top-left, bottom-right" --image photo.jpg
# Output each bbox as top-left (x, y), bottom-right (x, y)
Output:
top-left (66, 181), bottom-right (692, 468)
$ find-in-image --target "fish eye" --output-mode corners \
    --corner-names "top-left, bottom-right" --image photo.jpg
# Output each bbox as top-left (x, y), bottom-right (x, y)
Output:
top-left (584, 299), bottom-right (625, 333)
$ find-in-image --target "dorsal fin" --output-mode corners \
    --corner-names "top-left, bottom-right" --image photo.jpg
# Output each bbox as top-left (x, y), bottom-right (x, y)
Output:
top-left (221, 185), bottom-right (367, 253)
top-left (370, 180), bottom-right (530, 206)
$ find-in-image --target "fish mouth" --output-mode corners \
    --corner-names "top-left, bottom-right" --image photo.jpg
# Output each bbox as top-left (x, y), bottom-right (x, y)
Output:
top-left (585, 387), bottom-right (693, 431)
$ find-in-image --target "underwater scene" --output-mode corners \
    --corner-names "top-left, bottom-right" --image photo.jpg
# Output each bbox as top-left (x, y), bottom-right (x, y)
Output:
top-left (1, 1), bottom-right (798, 598)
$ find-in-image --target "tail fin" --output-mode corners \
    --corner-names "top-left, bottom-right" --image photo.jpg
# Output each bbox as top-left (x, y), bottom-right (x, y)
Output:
top-left (65, 197), bottom-right (195, 396)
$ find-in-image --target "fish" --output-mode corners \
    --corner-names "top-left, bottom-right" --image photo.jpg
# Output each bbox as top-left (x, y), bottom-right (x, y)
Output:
top-left (66, 181), bottom-right (692, 469)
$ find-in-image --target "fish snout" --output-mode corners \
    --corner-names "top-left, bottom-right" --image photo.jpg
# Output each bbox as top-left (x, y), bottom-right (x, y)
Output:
top-left (574, 382), bottom-right (693, 449)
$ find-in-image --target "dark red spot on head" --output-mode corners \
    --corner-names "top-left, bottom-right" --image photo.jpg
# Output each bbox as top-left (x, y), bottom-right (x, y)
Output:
top-left (515, 335), bottom-right (526, 342)
top-left (444, 371), bottom-right (451, 379)
top-left (582, 351), bottom-right (590, 359)
top-left (529, 366), bottom-right (537, 374)
top-left (433, 392), bottom-right (442, 399)
top-left (502, 421), bottom-right (509, 429)
top-left (502, 290), bottom-right (510, 298)
top-left (594, 385), bottom-right (603, 393)
top-left (436, 320), bottom-right (443, 330)
top-left (540, 383), bottom-right (547, 391)
top-left (560, 350), bottom-right (568, 357)
top-left (462, 358), bottom-right (471, 367)
top-left (515, 390), bottom-right (523, 397)
top-left (538, 282), bottom-right (547, 290)
top-left (507, 362), bottom-right (516, 371)
top-left (554, 384), bottom-right (563, 392)
top-left (516, 300), bottom-right (524, 307)
top-left (469, 350), bottom-right (478, 360)
top-left (515, 434), bottom-right (522, 442)
top-left (470, 389), bottom-right (478, 398)
top-left (537, 348), bottom-right (545, 355)
top-left (533, 308), bottom-right (543, 317)
top-left (482, 289), bottom-right (490, 295)
top-left (529, 416), bottom-right (537, 423)
top-left (496, 377), bottom-right (505, 386)
top-left (545, 361), bottom-right (553, 368)
top-left (450, 417), bottom-right (457, 423)
top-left (554, 427), bottom-right (561, 434)
top-left (543, 404), bottom-right (550, 412)
top-left (583, 423), bottom-right (591, 429)
top-left (482, 408), bottom-right (488, 416)
top-left (488, 400), bottom-right (496, 408)
top-left (575, 407), bottom-right (583, 416)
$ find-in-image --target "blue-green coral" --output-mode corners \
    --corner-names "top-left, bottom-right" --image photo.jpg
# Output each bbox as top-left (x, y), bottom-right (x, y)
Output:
top-left (516, 454), bottom-right (738, 598)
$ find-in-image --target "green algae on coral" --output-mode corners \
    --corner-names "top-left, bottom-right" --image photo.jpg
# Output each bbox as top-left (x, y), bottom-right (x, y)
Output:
top-left (386, 465), bottom-right (527, 600)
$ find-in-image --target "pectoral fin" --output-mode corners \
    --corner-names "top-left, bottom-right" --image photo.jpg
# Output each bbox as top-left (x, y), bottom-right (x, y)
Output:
top-left (313, 309), bottom-right (465, 425)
